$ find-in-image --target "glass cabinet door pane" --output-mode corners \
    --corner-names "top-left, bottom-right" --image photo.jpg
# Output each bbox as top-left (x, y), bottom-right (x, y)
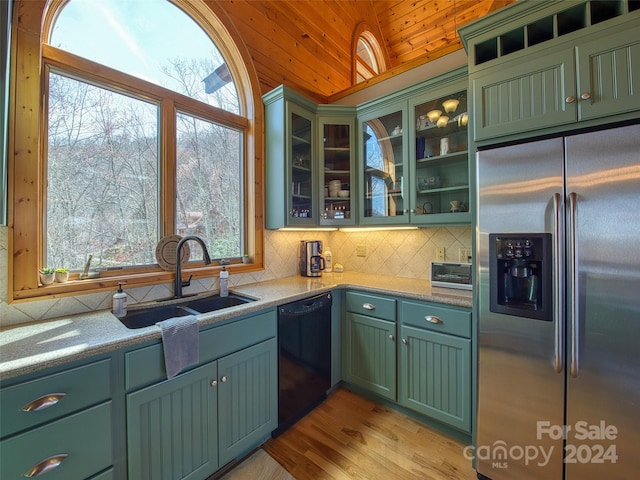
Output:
top-left (414, 90), bottom-right (469, 216)
top-left (322, 123), bottom-right (352, 223)
top-left (362, 110), bottom-right (405, 220)
top-left (290, 112), bottom-right (313, 220)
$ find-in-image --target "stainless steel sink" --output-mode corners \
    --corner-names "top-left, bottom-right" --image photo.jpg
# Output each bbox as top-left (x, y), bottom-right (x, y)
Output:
top-left (119, 293), bottom-right (254, 329)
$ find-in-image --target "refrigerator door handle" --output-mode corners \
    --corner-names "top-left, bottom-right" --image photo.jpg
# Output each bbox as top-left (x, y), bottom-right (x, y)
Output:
top-left (569, 192), bottom-right (580, 378)
top-left (553, 193), bottom-right (564, 373)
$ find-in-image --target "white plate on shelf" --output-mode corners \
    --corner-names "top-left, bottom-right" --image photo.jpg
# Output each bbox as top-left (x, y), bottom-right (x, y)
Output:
top-left (155, 235), bottom-right (190, 271)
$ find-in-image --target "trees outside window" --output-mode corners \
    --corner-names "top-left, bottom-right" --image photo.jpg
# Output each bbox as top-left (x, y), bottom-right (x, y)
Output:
top-left (9, 0), bottom-right (262, 300)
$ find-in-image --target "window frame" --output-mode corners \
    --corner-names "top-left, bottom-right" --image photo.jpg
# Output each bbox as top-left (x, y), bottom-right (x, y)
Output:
top-left (8, 0), bottom-right (264, 302)
top-left (352, 23), bottom-right (388, 85)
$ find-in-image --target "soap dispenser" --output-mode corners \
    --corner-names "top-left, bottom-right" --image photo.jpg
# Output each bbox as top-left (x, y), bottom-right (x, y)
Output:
top-left (112, 282), bottom-right (127, 318)
top-left (220, 266), bottom-right (229, 297)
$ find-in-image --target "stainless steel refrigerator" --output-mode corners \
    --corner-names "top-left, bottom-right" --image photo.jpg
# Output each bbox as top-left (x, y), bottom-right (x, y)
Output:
top-left (476, 123), bottom-right (640, 479)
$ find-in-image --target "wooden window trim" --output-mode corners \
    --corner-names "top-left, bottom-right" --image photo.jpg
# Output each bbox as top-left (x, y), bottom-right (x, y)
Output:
top-left (8, 0), bottom-right (264, 303)
top-left (351, 23), bottom-right (389, 85)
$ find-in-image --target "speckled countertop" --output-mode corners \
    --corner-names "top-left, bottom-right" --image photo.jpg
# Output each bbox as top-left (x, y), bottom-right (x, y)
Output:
top-left (0, 272), bottom-right (471, 381)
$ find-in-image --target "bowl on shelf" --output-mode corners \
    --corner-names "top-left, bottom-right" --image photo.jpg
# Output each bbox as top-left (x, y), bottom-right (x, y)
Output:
top-left (418, 176), bottom-right (443, 190)
top-left (337, 190), bottom-right (350, 198)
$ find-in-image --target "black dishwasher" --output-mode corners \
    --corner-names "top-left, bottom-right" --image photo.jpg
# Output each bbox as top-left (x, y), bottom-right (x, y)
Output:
top-left (274, 292), bottom-right (332, 436)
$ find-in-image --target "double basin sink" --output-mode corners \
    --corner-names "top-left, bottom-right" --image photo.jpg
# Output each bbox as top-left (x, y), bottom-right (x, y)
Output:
top-left (120, 293), bottom-right (254, 329)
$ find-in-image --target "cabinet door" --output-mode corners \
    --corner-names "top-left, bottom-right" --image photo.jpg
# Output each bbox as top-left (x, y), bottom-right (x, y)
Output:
top-left (319, 116), bottom-right (356, 226)
top-left (577, 27), bottom-right (640, 121)
top-left (360, 105), bottom-right (408, 225)
top-left (217, 338), bottom-right (277, 466)
top-left (399, 325), bottom-right (471, 432)
top-left (411, 88), bottom-right (471, 223)
top-left (127, 362), bottom-right (219, 480)
top-left (472, 48), bottom-right (577, 141)
top-left (288, 102), bottom-right (317, 225)
top-left (344, 312), bottom-right (396, 400)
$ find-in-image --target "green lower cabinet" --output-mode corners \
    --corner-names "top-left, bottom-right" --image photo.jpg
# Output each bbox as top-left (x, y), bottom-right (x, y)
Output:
top-left (126, 338), bottom-right (277, 480)
top-left (126, 362), bottom-right (219, 480)
top-left (217, 337), bottom-right (278, 466)
top-left (399, 325), bottom-right (471, 432)
top-left (0, 402), bottom-right (113, 479)
top-left (344, 312), bottom-right (396, 401)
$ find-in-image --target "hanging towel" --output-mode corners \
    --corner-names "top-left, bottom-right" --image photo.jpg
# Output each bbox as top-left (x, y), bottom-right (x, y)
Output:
top-left (156, 315), bottom-right (199, 379)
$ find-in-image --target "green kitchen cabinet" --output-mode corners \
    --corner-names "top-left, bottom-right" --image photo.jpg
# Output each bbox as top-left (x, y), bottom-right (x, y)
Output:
top-left (342, 290), bottom-right (473, 434)
top-left (126, 310), bottom-right (278, 480)
top-left (317, 110), bottom-right (357, 226)
top-left (216, 338), bottom-right (277, 465)
top-left (358, 101), bottom-right (408, 225)
top-left (357, 67), bottom-right (471, 226)
top-left (399, 300), bottom-right (472, 433)
top-left (461, 0), bottom-right (640, 142)
top-left (126, 361), bottom-right (219, 480)
top-left (343, 291), bottom-right (397, 400)
top-left (264, 86), bottom-right (357, 228)
top-left (0, 358), bottom-right (115, 479)
top-left (264, 86), bottom-right (318, 228)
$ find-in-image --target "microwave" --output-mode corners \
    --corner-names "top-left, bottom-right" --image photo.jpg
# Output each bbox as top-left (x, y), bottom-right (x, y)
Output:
top-left (430, 262), bottom-right (472, 290)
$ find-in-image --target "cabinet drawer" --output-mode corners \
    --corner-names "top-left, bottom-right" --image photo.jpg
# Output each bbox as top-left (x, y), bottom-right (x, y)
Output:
top-left (1, 359), bottom-right (112, 438)
top-left (0, 402), bottom-right (112, 479)
top-left (401, 301), bottom-right (471, 338)
top-left (345, 291), bottom-right (396, 321)
top-left (126, 310), bottom-right (277, 391)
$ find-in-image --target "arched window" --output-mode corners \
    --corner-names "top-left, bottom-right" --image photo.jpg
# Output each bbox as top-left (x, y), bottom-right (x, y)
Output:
top-left (9, 0), bottom-right (262, 300)
top-left (353, 25), bottom-right (387, 84)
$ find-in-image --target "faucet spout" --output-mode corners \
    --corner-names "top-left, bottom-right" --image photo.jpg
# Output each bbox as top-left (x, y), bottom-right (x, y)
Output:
top-left (175, 235), bottom-right (212, 298)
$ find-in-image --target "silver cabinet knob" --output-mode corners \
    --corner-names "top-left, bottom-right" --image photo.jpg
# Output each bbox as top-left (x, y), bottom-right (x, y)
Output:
top-left (580, 92), bottom-right (591, 100)
top-left (565, 96), bottom-right (576, 103)
top-left (402, 338), bottom-right (408, 345)
top-left (220, 375), bottom-right (228, 383)
top-left (409, 209), bottom-right (415, 213)
top-left (210, 380), bottom-right (217, 387)
top-left (388, 334), bottom-right (395, 341)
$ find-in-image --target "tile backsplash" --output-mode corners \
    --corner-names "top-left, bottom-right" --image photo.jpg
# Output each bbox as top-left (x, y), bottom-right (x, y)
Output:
top-left (0, 225), bottom-right (471, 327)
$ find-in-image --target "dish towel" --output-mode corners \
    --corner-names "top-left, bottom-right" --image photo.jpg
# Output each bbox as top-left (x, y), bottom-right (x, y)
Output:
top-left (156, 315), bottom-right (199, 379)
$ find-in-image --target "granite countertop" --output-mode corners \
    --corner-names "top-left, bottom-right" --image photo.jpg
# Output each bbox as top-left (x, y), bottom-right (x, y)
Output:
top-left (0, 272), bottom-right (471, 381)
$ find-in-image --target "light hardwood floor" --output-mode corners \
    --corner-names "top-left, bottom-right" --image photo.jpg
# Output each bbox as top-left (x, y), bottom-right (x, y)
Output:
top-left (263, 388), bottom-right (477, 480)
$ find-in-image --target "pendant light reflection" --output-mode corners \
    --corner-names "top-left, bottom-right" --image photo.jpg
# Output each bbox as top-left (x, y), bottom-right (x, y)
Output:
top-left (436, 115), bottom-right (450, 128)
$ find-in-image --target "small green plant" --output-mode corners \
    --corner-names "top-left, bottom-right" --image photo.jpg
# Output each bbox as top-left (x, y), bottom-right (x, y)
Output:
top-left (39, 267), bottom-right (54, 274)
top-left (54, 268), bottom-right (69, 273)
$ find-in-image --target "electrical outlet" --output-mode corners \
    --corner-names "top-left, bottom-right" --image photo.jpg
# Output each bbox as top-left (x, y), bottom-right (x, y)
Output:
top-left (356, 244), bottom-right (367, 257)
top-left (436, 246), bottom-right (445, 261)
top-left (459, 247), bottom-right (472, 262)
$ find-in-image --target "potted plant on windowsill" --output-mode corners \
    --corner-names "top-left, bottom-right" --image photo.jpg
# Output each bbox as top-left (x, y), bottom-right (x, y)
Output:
top-left (242, 254), bottom-right (251, 264)
top-left (55, 268), bottom-right (69, 283)
top-left (39, 267), bottom-right (55, 285)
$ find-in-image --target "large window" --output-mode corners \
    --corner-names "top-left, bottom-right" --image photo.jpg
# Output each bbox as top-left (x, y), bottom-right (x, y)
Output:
top-left (9, 0), bottom-right (262, 300)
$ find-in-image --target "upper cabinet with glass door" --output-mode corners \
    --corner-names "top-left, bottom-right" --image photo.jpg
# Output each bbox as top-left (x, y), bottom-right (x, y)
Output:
top-left (359, 104), bottom-right (408, 225)
top-left (410, 86), bottom-right (471, 224)
top-left (318, 111), bottom-right (356, 226)
top-left (264, 86), bottom-right (317, 228)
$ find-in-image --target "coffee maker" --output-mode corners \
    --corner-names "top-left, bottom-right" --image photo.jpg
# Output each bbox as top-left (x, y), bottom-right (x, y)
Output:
top-left (489, 233), bottom-right (552, 321)
top-left (299, 240), bottom-right (325, 277)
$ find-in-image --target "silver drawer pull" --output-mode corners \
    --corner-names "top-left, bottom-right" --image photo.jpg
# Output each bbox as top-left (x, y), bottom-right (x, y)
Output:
top-left (425, 315), bottom-right (443, 324)
top-left (24, 454), bottom-right (68, 477)
top-left (21, 393), bottom-right (66, 412)
top-left (362, 303), bottom-right (376, 310)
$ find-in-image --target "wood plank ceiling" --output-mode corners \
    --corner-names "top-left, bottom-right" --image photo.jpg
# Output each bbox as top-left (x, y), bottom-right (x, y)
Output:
top-left (213, 0), bottom-right (515, 103)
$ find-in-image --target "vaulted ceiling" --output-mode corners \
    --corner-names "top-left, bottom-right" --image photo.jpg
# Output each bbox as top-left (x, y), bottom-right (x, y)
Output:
top-left (212, 0), bottom-right (515, 103)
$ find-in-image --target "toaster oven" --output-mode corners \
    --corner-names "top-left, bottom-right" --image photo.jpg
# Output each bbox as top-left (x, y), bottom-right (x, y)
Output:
top-left (430, 262), bottom-right (472, 290)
